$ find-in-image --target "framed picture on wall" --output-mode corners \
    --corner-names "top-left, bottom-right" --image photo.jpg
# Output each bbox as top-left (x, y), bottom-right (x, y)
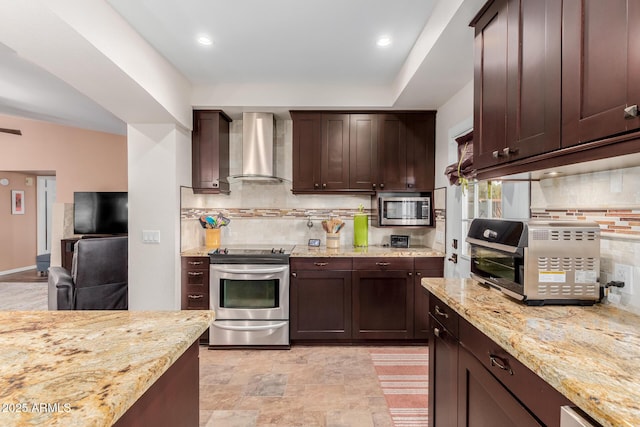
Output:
top-left (11, 190), bottom-right (24, 215)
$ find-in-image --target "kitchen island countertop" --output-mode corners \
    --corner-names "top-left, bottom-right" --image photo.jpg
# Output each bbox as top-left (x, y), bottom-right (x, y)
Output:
top-left (0, 310), bottom-right (213, 426)
top-left (422, 278), bottom-right (640, 427)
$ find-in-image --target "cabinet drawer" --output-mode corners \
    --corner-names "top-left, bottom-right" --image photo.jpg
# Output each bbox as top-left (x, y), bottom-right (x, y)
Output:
top-left (182, 256), bottom-right (209, 270)
top-left (459, 317), bottom-right (572, 427)
top-left (290, 257), bottom-right (353, 270)
top-left (352, 257), bottom-right (413, 270)
top-left (414, 257), bottom-right (444, 274)
top-left (429, 294), bottom-right (458, 338)
top-left (184, 292), bottom-right (209, 309)
top-left (183, 270), bottom-right (208, 286)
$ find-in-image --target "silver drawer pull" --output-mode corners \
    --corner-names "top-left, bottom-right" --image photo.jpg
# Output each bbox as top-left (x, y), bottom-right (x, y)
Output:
top-left (434, 305), bottom-right (449, 319)
top-left (188, 271), bottom-right (204, 276)
top-left (434, 327), bottom-right (441, 338)
top-left (314, 262), bottom-right (328, 266)
top-left (188, 294), bottom-right (204, 299)
top-left (375, 262), bottom-right (390, 266)
top-left (489, 354), bottom-right (514, 375)
top-left (624, 104), bottom-right (638, 119)
top-left (188, 261), bottom-right (204, 265)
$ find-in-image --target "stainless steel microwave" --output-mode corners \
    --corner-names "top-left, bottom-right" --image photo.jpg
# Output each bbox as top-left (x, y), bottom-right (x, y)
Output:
top-left (374, 193), bottom-right (432, 226)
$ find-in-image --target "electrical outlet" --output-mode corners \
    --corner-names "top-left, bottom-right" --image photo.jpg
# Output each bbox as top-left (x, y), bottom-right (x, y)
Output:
top-left (614, 264), bottom-right (634, 295)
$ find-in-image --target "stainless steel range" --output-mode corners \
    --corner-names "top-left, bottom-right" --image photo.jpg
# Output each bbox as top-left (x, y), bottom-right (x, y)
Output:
top-left (209, 245), bottom-right (294, 348)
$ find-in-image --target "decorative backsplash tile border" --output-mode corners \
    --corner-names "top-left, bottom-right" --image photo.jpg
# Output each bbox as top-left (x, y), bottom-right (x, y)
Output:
top-left (531, 208), bottom-right (640, 238)
top-left (181, 207), bottom-right (374, 220)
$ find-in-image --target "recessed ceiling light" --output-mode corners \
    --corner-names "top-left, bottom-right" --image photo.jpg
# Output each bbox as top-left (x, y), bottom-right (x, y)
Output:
top-left (376, 36), bottom-right (391, 47)
top-left (544, 171), bottom-right (560, 176)
top-left (197, 35), bottom-right (213, 46)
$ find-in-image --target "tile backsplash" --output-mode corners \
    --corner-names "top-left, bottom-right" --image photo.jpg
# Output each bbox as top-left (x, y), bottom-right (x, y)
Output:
top-left (531, 166), bottom-right (640, 313)
top-left (181, 119), bottom-right (442, 252)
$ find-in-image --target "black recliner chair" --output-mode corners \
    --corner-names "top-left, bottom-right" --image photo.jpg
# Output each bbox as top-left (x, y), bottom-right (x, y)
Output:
top-left (48, 236), bottom-right (128, 310)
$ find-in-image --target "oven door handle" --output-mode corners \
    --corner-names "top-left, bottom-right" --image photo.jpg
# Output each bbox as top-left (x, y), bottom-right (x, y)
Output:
top-left (211, 266), bottom-right (289, 275)
top-left (213, 321), bottom-right (288, 331)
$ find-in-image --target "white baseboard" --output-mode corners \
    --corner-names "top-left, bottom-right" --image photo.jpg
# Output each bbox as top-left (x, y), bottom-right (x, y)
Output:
top-left (0, 265), bottom-right (37, 276)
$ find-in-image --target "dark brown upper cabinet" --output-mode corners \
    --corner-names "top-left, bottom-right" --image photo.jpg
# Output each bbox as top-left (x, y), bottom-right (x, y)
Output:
top-left (472, 0), bottom-right (562, 171)
top-left (378, 112), bottom-right (436, 192)
top-left (192, 110), bottom-right (232, 194)
top-left (472, 0), bottom-right (640, 180)
top-left (562, 0), bottom-right (640, 146)
top-left (291, 111), bottom-right (435, 194)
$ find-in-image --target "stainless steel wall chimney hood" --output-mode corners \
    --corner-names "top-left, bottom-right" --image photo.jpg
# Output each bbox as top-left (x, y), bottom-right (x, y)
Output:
top-left (229, 112), bottom-right (285, 182)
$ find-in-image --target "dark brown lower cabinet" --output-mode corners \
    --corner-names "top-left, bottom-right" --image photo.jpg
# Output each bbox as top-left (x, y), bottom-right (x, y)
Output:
top-left (428, 291), bottom-right (574, 427)
top-left (457, 347), bottom-right (541, 427)
top-left (113, 341), bottom-right (199, 427)
top-left (429, 313), bottom-right (459, 427)
top-left (290, 269), bottom-right (352, 341)
top-left (290, 256), bottom-right (443, 343)
top-left (352, 269), bottom-right (413, 340)
top-left (414, 257), bottom-right (444, 339)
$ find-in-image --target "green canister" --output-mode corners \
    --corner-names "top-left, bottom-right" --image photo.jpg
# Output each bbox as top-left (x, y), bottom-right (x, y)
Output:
top-left (353, 205), bottom-right (368, 247)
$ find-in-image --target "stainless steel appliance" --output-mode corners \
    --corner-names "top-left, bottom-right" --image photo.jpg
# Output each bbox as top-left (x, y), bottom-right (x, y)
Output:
top-left (466, 219), bottom-right (601, 305)
top-left (209, 245), bottom-right (293, 348)
top-left (374, 193), bottom-right (432, 226)
top-left (560, 406), bottom-right (599, 427)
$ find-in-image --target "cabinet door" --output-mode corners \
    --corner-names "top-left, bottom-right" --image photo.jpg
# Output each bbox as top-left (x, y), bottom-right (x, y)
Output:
top-left (290, 270), bottom-right (352, 340)
top-left (377, 113), bottom-right (407, 191)
top-left (429, 317), bottom-right (458, 427)
top-left (292, 112), bottom-right (322, 192)
top-left (321, 114), bottom-right (350, 190)
top-left (352, 270), bottom-right (414, 340)
top-left (507, 0), bottom-right (561, 158)
top-left (414, 257), bottom-right (444, 339)
top-left (349, 114), bottom-right (378, 190)
top-left (457, 347), bottom-right (542, 427)
top-left (192, 110), bottom-right (231, 194)
top-left (563, 0), bottom-right (640, 146)
top-left (473, 0), bottom-right (509, 170)
top-left (405, 113), bottom-right (436, 191)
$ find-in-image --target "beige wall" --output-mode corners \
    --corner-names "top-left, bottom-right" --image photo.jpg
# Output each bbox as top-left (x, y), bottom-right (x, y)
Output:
top-left (0, 172), bottom-right (37, 271)
top-left (0, 114), bottom-right (127, 203)
top-left (0, 114), bottom-right (127, 272)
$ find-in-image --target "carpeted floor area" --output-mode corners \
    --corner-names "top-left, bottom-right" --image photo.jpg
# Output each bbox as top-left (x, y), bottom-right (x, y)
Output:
top-left (370, 348), bottom-right (429, 427)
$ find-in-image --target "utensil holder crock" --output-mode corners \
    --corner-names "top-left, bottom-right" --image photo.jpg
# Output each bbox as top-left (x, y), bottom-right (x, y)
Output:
top-left (326, 232), bottom-right (340, 249)
top-left (205, 228), bottom-right (221, 248)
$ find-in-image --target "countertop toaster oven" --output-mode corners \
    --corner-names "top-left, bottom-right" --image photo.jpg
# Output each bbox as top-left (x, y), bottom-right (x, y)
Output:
top-left (466, 218), bottom-right (601, 305)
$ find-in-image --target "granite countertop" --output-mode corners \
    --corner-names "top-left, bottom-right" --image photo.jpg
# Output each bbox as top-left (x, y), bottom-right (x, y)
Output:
top-left (0, 310), bottom-right (213, 427)
top-left (421, 278), bottom-right (640, 427)
top-left (181, 245), bottom-right (445, 258)
top-left (291, 245), bottom-right (445, 258)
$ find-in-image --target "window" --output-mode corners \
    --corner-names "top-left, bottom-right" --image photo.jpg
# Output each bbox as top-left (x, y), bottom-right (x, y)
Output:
top-left (461, 180), bottom-right (503, 258)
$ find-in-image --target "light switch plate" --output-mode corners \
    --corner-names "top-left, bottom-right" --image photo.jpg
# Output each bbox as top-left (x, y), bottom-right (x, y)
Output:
top-left (142, 230), bottom-right (160, 244)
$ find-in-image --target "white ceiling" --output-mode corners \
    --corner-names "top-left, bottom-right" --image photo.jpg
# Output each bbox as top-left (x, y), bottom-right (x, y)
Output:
top-left (0, 0), bottom-right (485, 135)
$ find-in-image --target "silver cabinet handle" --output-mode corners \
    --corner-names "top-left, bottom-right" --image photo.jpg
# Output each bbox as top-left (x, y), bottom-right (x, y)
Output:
top-left (188, 294), bottom-right (204, 299)
top-left (408, 272), bottom-right (413, 276)
top-left (434, 305), bottom-right (449, 319)
top-left (188, 271), bottom-right (204, 276)
top-left (314, 262), bottom-right (328, 266)
top-left (291, 272), bottom-right (297, 278)
top-left (416, 272), bottom-right (422, 276)
top-left (375, 262), bottom-right (390, 267)
top-left (624, 104), bottom-right (638, 119)
top-left (489, 354), bottom-right (514, 375)
top-left (434, 327), bottom-right (441, 338)
top-left (188, 261), bottom-right (204, 265)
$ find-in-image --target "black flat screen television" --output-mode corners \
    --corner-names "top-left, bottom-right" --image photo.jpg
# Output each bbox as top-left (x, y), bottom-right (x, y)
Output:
top-left (74, 192), bottom-right (128, 235)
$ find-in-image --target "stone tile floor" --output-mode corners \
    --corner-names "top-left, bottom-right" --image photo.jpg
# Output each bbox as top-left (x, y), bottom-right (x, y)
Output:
top-left (199, 345), bottom-right (397, 427)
